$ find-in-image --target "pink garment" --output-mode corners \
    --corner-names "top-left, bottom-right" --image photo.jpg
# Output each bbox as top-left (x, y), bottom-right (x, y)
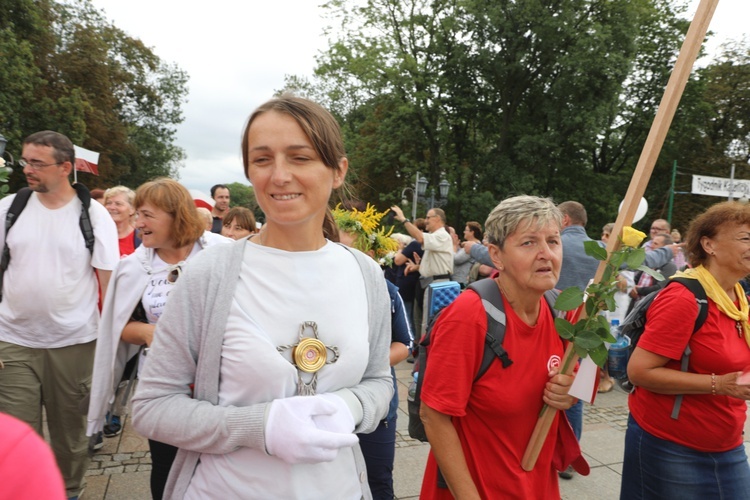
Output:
top-left (0, 413), bottom-right (66, 499)
top-left (673, 248), bottom-right (687, 270)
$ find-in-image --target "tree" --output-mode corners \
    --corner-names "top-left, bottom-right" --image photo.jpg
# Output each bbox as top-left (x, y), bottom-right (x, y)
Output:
top-left (226, 181), bottom-right (263, 223)
top-left (298, 0), bottom-right (695, 233)
top-left (663, 40), bottom-right (750, 232)
top-left (0, 0), bottom-right (188, 191)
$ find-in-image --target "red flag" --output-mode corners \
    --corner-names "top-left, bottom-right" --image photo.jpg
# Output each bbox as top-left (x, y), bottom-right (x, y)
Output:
top-left (74, 145), bottom-right (100, 176)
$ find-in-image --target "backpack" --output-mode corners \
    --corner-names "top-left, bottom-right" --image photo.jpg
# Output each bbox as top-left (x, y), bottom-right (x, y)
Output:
top-left (620, 277), bottom-right (709, 419)
top-left (408, 278), bottom-right (564, 443)
top-left (0, 184), bottom-right (95, 302)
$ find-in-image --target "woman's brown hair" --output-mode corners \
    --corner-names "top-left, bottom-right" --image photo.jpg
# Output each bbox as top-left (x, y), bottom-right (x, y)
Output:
top-left (223, 206), bottom-right (256, 232)
top-left (684, 201), bottom-right (750, 267)
top-left (241, 95), bottom-right (346, 179)
top-left (134, 178), bottom-right (205, 248)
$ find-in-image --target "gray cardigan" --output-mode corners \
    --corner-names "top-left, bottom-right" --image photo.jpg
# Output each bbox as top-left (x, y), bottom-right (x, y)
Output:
top-left (131, 239), bottom-right (393, 499)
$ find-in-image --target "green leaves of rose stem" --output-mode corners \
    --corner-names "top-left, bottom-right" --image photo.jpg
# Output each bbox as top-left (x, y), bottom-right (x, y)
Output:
top-left (552, 240), bottom-right (663, 368)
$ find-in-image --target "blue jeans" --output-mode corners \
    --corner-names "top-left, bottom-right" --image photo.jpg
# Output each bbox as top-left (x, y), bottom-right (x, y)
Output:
top-left (565, 398), bottom-right (583, 441)
top-left (357, 415), bottom-right (397, 500)
top-left (621, 414), bottom-right (750, 499)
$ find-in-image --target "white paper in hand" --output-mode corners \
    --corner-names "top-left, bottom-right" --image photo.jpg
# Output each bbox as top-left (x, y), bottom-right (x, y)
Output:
top-left (568, 355), bottom-right (599, 404)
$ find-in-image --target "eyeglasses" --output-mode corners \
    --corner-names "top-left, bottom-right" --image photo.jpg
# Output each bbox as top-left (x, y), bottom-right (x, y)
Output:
top-left (167, 265), bottom-right (182, 284)
top-left (19, 159), bottom-right (62, 170)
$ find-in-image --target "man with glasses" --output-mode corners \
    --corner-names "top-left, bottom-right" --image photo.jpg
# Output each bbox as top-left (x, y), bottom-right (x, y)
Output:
top-left (391, 205), bottom-right (453, 336)
top-left (0, 131), bottom-right (118, 499)
top-left (645, 218), bottom-right (671, 250)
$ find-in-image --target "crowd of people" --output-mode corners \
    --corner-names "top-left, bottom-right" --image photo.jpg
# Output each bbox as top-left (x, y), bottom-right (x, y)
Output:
top-left (1, 96), bottom-right (749, 500)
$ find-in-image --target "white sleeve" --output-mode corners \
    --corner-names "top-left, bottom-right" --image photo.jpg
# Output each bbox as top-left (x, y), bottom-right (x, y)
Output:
top-left (89, 200), bottom-right (119, 271)
top-left (0, 195), bottom-right (14, 242)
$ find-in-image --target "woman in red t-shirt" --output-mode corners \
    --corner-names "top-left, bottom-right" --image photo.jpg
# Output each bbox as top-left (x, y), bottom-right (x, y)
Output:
top-left (419, 195), bottom-right (584, 499)
top-left (622, 201), bottom-right (750, 499)
top-left (104, 185), bottom-right (140, 258)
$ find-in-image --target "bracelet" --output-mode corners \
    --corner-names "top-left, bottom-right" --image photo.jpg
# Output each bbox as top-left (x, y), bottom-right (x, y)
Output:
top-left (402, 219), bottom-right (411, 224)
top-left (711, 373), bottom-right (716, 396)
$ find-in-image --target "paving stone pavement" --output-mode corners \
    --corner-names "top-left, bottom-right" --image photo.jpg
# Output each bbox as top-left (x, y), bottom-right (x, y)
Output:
top-left (78, 360), bottom-right (749, 499)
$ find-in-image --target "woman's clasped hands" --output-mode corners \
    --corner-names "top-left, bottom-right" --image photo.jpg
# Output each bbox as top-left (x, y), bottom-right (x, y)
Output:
top-left (264, 393), bottom-right (358, 464)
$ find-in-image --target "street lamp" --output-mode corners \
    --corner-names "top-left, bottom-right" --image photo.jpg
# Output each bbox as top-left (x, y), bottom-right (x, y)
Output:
top-left (438, 178), bottom-right (450, 199)
top-left (400, 172), bottom-right (450, 220)
top-left (417, 173), bottom-right (428, 197)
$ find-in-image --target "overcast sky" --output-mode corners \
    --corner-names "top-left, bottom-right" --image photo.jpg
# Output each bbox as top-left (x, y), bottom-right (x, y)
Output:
top-left (89, 0), bottom-right (748, 195)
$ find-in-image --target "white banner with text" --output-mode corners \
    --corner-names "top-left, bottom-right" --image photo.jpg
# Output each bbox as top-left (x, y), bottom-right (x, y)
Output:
top-left (692, 175), bottom-right (750, 198)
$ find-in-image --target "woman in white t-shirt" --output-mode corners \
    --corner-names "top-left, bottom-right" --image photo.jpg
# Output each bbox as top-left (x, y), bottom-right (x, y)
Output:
top-left (87, 178), bottom-right (229, 500)
top-left (131, 96), bottom-right (393, 499)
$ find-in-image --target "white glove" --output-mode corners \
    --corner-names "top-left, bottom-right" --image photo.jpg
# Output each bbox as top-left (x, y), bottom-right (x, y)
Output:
top-left (265, 394), bottom-right (359, 464)
top-left (313, 393), bottom-right (355, 434)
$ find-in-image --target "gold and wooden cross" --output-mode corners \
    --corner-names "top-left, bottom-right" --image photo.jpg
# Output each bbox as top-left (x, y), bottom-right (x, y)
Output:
top-left (277, 320), bottom-right (340, 396)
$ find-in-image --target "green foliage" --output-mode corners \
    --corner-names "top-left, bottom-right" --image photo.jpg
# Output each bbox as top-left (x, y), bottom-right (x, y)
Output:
top-left (665, 39), bottom-right (750, 231)
top-left (226, 182), bottom-right (263, 224)
top-left (636, 265), bottom-right (664, 281)
top-left (554, 288), bottom-right (585, 312)
top-left (553, 240), bottom-right (644, 368)
top-left (296, 0), bottom-right (696, 229)
top-left (283, 0), bottom-right (750, 235)
top-left (583, 240), bottom-right (608, 261)
top-left (625, 248), bottom-right (647, 269)
top-left (0, 0), bottom-right (188, 191)
top-left (0, 165), bottom-right (10, 198)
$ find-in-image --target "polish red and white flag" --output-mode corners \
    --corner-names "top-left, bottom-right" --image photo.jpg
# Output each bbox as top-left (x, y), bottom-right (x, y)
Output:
top-left (74, 145), bottom-right (100, 176)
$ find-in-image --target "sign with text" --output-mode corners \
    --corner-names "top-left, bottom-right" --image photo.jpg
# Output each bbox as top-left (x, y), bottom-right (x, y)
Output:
top-left (692, 175), bottom-right (750, 199)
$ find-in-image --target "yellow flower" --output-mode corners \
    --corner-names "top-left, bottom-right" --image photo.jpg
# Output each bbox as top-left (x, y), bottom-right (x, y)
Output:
top-left (331, 203), bottom-right (397, 265)
top-left (622, 226), bottom-right (647, 248)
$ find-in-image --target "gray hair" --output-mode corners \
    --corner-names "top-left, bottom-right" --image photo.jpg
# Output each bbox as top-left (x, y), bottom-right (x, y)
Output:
top-left (654, 233), bottom-right (673, 246)
top-left (104, 185), bottom-right (136, 207)
top-left (485, 195), bottom-right (562, 248)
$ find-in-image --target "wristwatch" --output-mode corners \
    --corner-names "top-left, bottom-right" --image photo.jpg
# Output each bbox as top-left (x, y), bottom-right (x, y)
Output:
top-left (402, 218), bottom-right (411, 224)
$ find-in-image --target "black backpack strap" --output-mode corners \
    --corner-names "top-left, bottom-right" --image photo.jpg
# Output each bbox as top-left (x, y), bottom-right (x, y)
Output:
top-left (73, 183), bottom-right (95, 256)
top-left (671, 277), bottom-right (709, 334)
top-left (667, 277), bottom-right (708, 419)
top-left (0, 188), bottom-right (33, 302)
